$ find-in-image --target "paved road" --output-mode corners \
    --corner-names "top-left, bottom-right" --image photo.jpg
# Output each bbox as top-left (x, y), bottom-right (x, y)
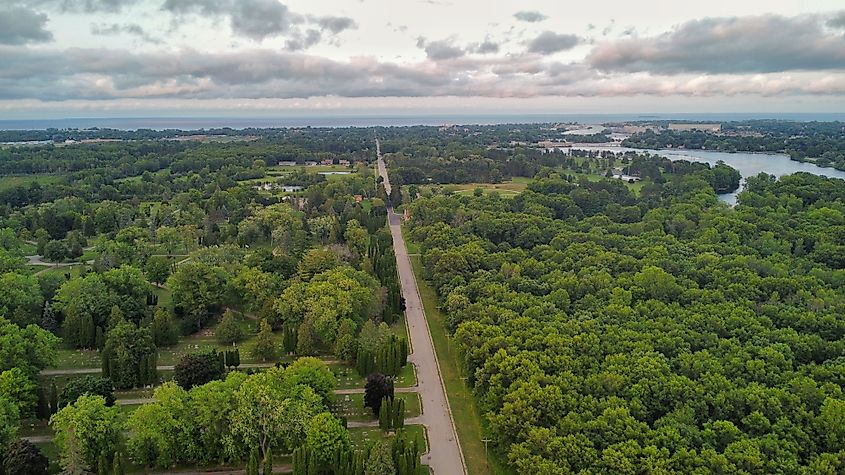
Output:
top-left (40, 362), bottom-right (278, 376)
top-left (26, 255), bottom-right (94, 267)
top-left (346, 416), bottom-right (424, 428)
top-left (118, 387), bottom-right (419, 405)
top-left (377, 139), bottom-right (467, 475)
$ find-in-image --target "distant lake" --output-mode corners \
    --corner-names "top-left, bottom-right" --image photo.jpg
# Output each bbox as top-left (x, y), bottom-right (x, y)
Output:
top-left (571, 145), bottom-right (845, 205)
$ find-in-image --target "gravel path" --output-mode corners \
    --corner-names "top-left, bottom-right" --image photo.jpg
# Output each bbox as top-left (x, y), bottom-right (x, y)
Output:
top-left (378, 139), bottom-right (467, 475)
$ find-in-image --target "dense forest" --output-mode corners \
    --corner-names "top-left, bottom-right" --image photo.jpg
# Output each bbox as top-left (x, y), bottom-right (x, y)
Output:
top-left (405, 170), bottom-right (845, 474)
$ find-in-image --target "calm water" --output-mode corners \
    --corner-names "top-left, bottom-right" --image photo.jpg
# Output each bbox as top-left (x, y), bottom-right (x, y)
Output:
top-left (572, 145), bottom-right (845, 205)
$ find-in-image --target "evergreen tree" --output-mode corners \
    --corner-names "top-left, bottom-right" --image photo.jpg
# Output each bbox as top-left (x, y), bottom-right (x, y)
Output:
top-left (113, 452), bottom-right (124, 475)
top-left (251, 319), bottom-right (277, 362)
top-left (394, 398), bottom-right (405, 429)
top-left (95, 326), bottom-right (105, 350)
top-left (151, 306), bottom-right (178, 347)
top-left (107, 305), bottom-right (124, 329)
top-left (379, 397), bottom-right (390, 430)
top-left (216, 309), bottom-right (244, 344)
top-left (49, 381), bottom-right (58, 415)
top-left (82, 314), bottom-right (95, 348)
top-left (282, 325), bottom-right (297, 354)
top-left (98, 452), bottom-right (108, 475)
top-left (41, 301), bottom-right (59, 334)
top-left (248, 446), bottom-right (260, 475)
top-left (263, 447), bottom-right (273, 475)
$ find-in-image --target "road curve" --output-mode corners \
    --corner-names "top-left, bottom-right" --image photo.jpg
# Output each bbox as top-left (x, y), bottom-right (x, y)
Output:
top-left (377, 139), bottom-right (467, 475)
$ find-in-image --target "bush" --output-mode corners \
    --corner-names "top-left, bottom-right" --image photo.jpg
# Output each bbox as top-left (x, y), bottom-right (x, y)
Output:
top-left (59, 376), bottom-right (115, 408)
top-left (173, 351), bottom-right (224, 389)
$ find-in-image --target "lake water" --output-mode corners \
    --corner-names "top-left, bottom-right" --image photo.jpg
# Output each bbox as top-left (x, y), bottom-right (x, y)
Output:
top-left (571, 145), bottom-right (845, 205)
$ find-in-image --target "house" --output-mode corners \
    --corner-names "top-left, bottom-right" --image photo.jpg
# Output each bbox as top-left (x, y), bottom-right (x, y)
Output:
top-left (320, 159), bottom-right (333, 166)
top-left (354, 194), bottom-right (363, 203)
top-left (338, 159), bottom-right (351, 166)
top-left (612, 174), bottom-right (642, 182)
top-left (668, 123), bottom-right (721, 132)
top-left (277, 161), bottom-right (297, 167)
top-left (537, 140), bottom-right (571, 149)
top-left (304, 161), bottom-right (318, 166)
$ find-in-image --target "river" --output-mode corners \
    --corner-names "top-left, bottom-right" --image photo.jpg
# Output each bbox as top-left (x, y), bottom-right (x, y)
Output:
top-left (570, 145), bottom-right (845, 205)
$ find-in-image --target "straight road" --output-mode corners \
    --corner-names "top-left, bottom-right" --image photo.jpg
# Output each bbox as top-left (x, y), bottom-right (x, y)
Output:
top-left (40, 362), bottom-right (278, 376)
top-left (118, 387), bottom-right (419, 405)
top-left (376, 139), bottom-right (467, 475)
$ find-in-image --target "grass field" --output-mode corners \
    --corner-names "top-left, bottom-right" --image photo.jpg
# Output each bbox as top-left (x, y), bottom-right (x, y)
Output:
top-left (0, 174), bottom-right (63, 191)
top-left (332, 392), bottom-right (421, 422)
top-left (349, 424), bottom-right (428, 453)
top-left (408, 253), bottom-right (513, 475)
top-left (334, 360), bottom-right (416, 390)
top-left (33, 263), bottom-right (88, 278)
top-left (422, 177), bottom-right (529, 198)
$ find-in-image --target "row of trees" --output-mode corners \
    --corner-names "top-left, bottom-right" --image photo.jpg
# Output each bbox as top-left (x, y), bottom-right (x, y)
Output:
top-left (292, 430), bottom-right (421, 475)
top-left (47, 359), bottom-right (339, 472)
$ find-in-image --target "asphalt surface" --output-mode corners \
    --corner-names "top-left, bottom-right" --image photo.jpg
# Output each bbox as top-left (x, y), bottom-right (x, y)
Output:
top-left (377, 139), bottom-right (467, 475)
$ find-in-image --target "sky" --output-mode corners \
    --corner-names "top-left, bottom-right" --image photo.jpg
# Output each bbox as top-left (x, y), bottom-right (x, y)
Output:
top-left (1, 0), bottom-right (845, 118)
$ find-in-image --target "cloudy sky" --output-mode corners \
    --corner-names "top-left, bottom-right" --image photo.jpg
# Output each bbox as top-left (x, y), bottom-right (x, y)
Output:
top-left (1, 0), bottom-right (845, 118)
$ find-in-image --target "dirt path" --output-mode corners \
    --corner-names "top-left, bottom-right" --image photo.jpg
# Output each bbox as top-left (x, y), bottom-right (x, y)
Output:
top-left (377, 139), bottom-right (467, 475)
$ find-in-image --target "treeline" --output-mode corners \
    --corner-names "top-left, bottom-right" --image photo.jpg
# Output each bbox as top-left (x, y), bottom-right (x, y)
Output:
top-left (406, 171), bottom-right (845, 473)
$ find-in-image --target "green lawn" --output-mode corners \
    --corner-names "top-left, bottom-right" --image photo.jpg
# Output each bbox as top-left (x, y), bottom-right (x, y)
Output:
top-left (349, 424), bottom-right (428, 453)
top-left (0, 174), bottom-right (63, 191)
top-left (155, 315), bottom-right (261, 366)
top-left (34, 264), bottom-right (88, 279)
top-left (409, 253), bottom-right (513, 475)
top-left (20, 242), bottom-right (37, 255)
top-left (54, 348), bottom-right (102, 369)
top-left (422, 179), bottom-right (528, 198)
top-left (333, 360), bottom-right (416, 390)
top-left (332, 392), bottom-right (421, 422)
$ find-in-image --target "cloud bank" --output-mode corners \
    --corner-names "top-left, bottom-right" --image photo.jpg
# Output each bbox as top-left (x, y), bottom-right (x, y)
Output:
top-left (1, 5), bottom-right (845, 113)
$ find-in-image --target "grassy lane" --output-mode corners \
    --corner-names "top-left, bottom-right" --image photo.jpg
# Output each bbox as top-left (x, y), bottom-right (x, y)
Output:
top-left (408, 253), bottom-right (513, 475)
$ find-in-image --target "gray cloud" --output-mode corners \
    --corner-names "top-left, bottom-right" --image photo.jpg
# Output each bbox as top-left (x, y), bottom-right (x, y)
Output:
top-left (472, 40), bottom-right (499, 54)
top-left (314, 15), bottom-right (357, 34)
top-left (23, 0), bottom-right (141, 13)
top-left (0, 6), bottom-right (53, 45)
top-left (417, 38), bottom-right (465, 60)
top-left (161, 0), bottom-right (298, 41)
top-left (91, 22), bottom-right (161, 44)
top-left (160, 0), bottom-right (354, 45)
top-left (418, 37), bottom-right (501, 59)
top-left (527, 31), bottom-right (580, 54)
top-left (229, 0), bottom-right (296, 40)
top-left (828, 12), bottom-right (845, 28)
top-left (590, 13), bottom-right (845, 74)
top-left (285, 29), bottom-right (321, 51)
top-left (1, 46), bottom-right (844, 102)
top-left (513, 11), bottom-right (547, 23)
